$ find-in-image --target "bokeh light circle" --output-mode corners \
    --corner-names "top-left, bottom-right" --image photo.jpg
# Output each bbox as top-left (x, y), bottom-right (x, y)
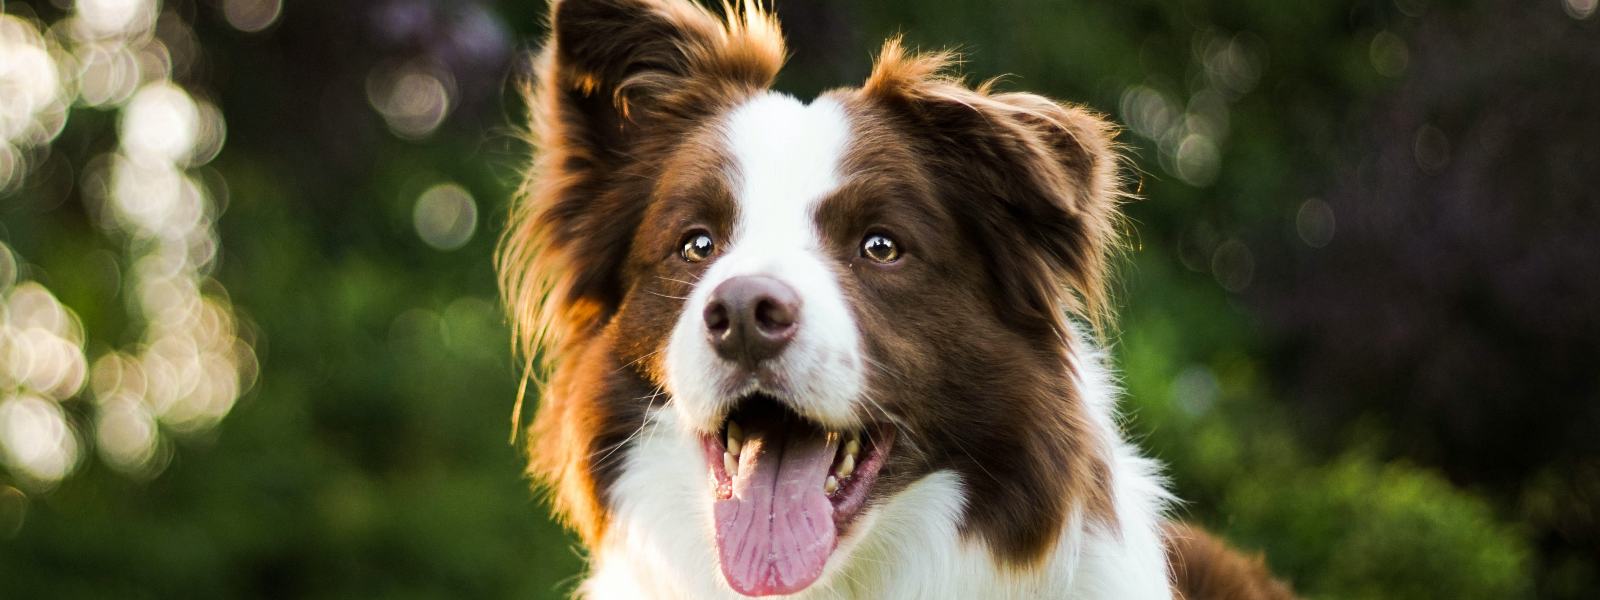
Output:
top-left (223, 0), bottom-right (284, 33)
top-left (0, 394), bottom-right (79, 487)
top-left (121, 82), bottom-right (200, 165)
top-left (413, 182), bottom-right (478, 251)
top-left (0, 0), bottom-right (263, 488)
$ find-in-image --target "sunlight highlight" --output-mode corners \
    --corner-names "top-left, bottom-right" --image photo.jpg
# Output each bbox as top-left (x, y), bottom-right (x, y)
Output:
top-left (414, 182), bottom-right (479, 251)
top-left (367, 60), bottom-right (456, 139)
top-left (1117, 32), bottom-right (1262, 189)
top-left (0, 1), bottom-right (265, 489)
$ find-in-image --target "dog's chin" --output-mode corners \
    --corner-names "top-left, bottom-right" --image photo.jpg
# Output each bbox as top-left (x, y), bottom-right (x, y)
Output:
top-left (698, 392), bottom-right (894, 596)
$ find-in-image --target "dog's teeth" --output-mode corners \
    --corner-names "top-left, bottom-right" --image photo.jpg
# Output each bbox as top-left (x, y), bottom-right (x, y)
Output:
top-left (725, 421), bottom-right (744, 455)
top-left (723, 451), bottom-right (738, 476)
top-left (844, 438), bottom-right (860, 457)
top-left (824, 475), bottom-right (839, 494)
top-left (836, 453), bottom-right (855, 479)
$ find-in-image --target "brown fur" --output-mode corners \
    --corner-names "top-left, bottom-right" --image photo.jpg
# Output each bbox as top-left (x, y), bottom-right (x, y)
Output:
top-left (860, 39), bottom-right (1127, 335)
top-left (496, 0), bottom-right (784, 544)
top-left (808, 44), bottom-right (1128, 566)
top-left (498, 0), bottom-right (1295, 594)
top-left (1165, 523), bottom-right (1299, 599)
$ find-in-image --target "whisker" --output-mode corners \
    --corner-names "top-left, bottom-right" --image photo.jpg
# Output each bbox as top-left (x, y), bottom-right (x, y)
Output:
top-left (860, 354), bottom-right (914, 387)
top-left (948, 432), bottom-right (1002, 485)
top-left (859, 393), bottom-right (910, 437)
top-left (655, 275), bottom-right (701, 286)
top-left (855, 359), bottom-right (934, 470)
top-left (613, 349), bottom-right (661, 374)
top-left (589, 387), bottom-right (668, 465)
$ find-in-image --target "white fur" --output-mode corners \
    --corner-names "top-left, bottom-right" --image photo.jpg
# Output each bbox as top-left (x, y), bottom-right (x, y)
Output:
top-left (587, 329), bottom-right (1174, 599)
top-left (664, 92), bottom-right (865, 433)
top-left (1061, 328), bottom-right (1175, 599)
top-left (625, 93), bottom-right (1174, 599)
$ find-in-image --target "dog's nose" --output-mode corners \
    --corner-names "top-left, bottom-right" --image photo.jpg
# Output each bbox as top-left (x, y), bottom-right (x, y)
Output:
top-left (704, 275), bottom-right (800, 364)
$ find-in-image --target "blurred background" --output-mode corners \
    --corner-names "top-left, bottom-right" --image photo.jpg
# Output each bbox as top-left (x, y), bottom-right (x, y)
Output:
top-left (1, 0), bottom-right (1595, 597)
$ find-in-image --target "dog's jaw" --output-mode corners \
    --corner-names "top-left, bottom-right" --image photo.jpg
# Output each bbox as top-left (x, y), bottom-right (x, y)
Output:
top-left (584, 335), bottom-right (1177, 600)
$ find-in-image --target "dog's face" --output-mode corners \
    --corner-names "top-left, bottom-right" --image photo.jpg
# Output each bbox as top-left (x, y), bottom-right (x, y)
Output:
top-left (501, 1), bottom-right (1123, 595)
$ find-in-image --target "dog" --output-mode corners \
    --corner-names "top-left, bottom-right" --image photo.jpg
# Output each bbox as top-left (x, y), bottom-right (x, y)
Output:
top-left (497, 1), bottom-right (1297, 597)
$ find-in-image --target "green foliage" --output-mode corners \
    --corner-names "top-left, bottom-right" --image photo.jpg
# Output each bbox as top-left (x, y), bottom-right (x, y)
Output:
top-left (1241, 457), bottom-right (1529, 599)
top-left (1116, 252), bottom-right (1532, 598)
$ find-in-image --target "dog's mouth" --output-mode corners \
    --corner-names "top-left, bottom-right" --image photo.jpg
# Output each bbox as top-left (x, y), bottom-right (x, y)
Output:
top-left (700, 393), bottom-right (894, 596)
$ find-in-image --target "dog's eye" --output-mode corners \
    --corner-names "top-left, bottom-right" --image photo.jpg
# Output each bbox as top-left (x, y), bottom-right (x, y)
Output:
top-left (681, 231), bottom-right (715, 263)
top-left (860, 233), bottom-right (900, 263)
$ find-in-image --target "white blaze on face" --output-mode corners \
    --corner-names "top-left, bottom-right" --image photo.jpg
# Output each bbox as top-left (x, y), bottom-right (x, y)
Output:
top-left (665, 92), bottom-right (865, 431)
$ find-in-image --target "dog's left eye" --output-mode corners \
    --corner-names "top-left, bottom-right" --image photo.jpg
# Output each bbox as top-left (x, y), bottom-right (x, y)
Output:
top-left (861, 233), bottom-right (900, 263)
top-left (681, 231), bottom-right (715, 263)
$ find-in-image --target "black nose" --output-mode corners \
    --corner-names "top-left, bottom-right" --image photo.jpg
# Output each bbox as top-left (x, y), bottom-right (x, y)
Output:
top-left (704, 275), bottom-right (800, 365)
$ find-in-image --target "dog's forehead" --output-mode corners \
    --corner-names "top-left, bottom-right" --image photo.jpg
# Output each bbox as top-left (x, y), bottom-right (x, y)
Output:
top-left (717, 92), bottom-right (853, 249)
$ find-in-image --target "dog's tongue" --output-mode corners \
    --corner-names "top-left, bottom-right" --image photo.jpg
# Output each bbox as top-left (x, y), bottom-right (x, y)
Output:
top-left (714, 423), bottom-right (839, 596)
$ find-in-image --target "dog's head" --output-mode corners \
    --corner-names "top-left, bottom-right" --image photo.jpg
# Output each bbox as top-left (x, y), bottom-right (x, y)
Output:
top-left (500, 0), bottom-right (1124, 595)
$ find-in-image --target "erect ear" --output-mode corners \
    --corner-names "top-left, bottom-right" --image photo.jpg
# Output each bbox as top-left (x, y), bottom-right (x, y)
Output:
top-left (863, 39), bottom-right (1125, 337)
top-left (499, 0), bottom-right (785, 358)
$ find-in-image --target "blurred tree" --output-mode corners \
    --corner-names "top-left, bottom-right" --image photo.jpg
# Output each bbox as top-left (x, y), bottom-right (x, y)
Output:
top-left (1249, 3), bottom-right (1600, 596)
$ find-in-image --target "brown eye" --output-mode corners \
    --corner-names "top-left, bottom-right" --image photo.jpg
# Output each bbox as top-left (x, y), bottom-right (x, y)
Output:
top-left (861, 233), bottom-right (900, 263)
top-left (681, 231), bottom-right (715, 262)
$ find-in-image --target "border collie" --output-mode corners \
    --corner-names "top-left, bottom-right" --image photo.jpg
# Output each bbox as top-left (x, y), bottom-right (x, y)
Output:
top-left (498, 1), bottom-right (1296, 597)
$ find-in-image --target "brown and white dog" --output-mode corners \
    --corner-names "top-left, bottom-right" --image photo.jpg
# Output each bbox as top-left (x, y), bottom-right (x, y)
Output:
top-left (498, 1), bottom-right (1296, 597)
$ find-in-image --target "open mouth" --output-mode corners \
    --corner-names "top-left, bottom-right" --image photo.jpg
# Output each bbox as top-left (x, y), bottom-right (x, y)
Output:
top-left (700, 393), bottom-right (894, 596)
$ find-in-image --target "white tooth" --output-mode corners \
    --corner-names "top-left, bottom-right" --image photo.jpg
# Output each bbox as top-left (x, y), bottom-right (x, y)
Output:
top-left (824, 475), bottom-right (839, 494)
top-left (844, 438), bottom-right (860, 457)
top-left (727, 436), bottom-right (742, 456)
top-left (724, 451), bottom-right (738, 476)
top-left (836, 453), bottom-right (855, 479)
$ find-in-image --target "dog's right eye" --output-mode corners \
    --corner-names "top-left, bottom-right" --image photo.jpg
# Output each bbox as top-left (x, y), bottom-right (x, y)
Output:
top-left (680, 231), bottom-right (715, 263)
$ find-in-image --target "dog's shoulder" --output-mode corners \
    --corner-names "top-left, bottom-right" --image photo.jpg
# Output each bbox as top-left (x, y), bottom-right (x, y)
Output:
top-left (1163, 522), bottom-right (1298, 600)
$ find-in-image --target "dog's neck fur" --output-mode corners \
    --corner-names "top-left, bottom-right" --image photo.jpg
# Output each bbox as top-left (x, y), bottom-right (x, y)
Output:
top-left (579, 332), bottom-right (1173, 599)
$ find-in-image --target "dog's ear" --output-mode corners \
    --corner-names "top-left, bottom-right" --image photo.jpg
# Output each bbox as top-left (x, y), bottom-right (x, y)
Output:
top-left (860, 42), bottom-right (1127, 564)
top-left (500, 0), bottom-right (784, 358)
top-left (548, 0), bottom-right (784, 150)
top-left (864, 39), bottom-right (1125, 337)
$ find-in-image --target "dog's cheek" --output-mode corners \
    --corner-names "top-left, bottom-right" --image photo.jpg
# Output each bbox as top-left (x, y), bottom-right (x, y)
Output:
top-left (858, 262), bottom-right (962, 397)
top-left (611, 275), bottom-right (699, 382)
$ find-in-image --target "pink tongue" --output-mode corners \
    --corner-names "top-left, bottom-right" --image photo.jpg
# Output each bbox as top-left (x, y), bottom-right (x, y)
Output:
top-left (714, 426), bottom-right (839, 596)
